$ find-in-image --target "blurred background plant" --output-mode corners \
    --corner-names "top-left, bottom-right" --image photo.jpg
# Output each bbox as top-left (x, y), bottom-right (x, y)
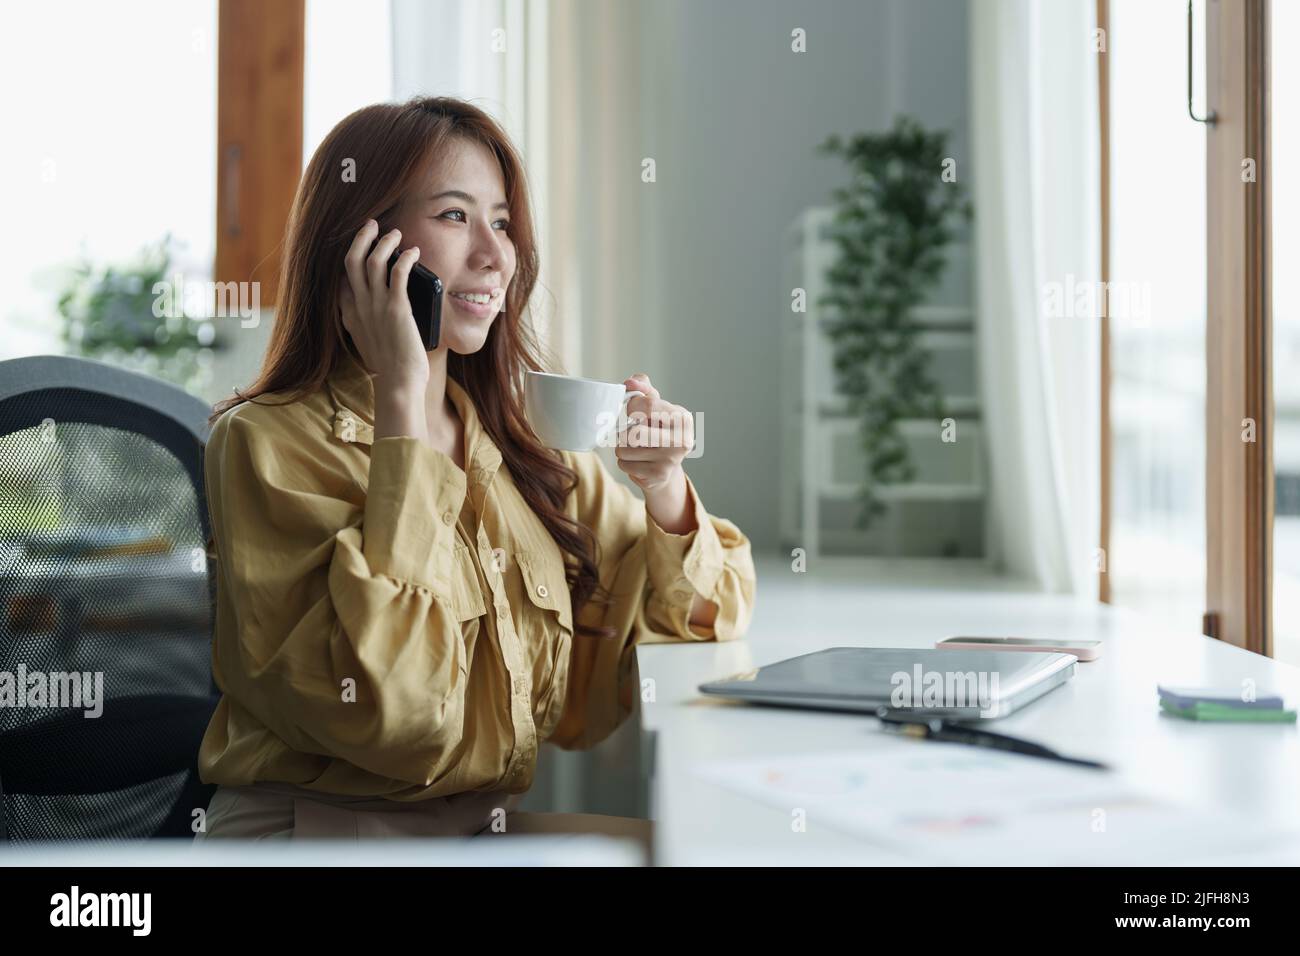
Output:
top-left (56, 235), bottom-right (220, 394)
top-left (817, 116), bottom-right (972, 529)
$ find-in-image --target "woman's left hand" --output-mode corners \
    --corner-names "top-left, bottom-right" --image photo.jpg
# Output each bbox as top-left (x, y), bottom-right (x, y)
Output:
top-left (615, 373), bottom-right (695, 493)
top-left (619, 374), bottom-right (709, 611)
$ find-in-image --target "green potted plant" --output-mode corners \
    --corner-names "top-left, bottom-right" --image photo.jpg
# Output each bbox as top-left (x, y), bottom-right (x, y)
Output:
top-left (56, 235), bottom-right (220, 394)
top-left (817, 116), bottom-right (972, 529)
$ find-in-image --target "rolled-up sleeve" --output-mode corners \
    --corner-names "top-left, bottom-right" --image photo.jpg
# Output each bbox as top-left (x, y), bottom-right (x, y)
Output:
top-left (200, 408), bottom-right (475, 788)
top-left (641, 471), bottom-right (754, 642)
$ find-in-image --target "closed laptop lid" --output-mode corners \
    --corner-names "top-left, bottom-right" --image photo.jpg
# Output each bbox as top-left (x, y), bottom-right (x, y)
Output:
top-left (699, 647), bottom-right (1076, 717)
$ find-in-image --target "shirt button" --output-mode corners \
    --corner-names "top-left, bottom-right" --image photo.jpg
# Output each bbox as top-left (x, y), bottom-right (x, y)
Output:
top-left (441, 511), bottom-right (455, 526)
top-left (514, 677), bottom-right (528, 698)
top-left (535, 584), bottom-right (549, 599)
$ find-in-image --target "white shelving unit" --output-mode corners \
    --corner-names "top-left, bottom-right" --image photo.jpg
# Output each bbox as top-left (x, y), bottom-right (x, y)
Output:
top-left (780, 207), bottom-right (985, 559)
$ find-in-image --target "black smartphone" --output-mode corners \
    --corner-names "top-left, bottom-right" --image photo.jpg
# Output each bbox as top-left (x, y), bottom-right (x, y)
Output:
top-left (386, 251), bottom-right (443, 350)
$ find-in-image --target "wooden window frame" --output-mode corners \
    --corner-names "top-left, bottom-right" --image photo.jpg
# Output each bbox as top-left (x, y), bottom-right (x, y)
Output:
top-left (1205, 0), bottom-right (1272, 654)
top-left (214, 0), bottom-right (305, 309)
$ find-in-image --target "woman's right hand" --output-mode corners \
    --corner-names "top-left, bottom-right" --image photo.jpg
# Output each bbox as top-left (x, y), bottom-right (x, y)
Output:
top-left (340, 220), bottom-right (429, 394)
top-left (341, 220), bottom-right (430, 443)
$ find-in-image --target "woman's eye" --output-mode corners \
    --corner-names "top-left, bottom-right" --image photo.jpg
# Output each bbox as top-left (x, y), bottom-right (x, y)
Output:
top-left (438, 210), bottom-right (510, 231)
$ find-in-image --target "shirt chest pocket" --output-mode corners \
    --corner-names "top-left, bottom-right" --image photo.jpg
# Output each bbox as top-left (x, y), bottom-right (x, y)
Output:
top-left (515, 551), bottom-right (574, 635)
top-left (515, 550), bottom-right (574, 716)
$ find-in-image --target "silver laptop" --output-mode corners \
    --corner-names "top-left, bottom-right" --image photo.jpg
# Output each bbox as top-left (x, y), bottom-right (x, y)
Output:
top-left (698, 647), bottom-right (1076, 720)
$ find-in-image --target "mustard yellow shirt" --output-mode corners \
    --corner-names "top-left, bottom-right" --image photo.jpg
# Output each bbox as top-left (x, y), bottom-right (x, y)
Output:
top-left (198, 351), bottom-right (756, 802)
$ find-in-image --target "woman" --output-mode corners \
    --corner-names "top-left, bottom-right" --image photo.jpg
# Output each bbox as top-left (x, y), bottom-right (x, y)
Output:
top-left (193, 96), bottom-right (756, 849)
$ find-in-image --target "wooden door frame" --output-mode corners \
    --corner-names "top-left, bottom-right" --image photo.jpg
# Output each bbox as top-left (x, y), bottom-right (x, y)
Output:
top-left (1205, 0), bottom-right (1272, 654)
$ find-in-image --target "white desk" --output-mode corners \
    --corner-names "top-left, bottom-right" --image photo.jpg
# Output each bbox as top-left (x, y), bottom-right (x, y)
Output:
top-left (639, 554), bottom-right (1300, 865)
top-left (4, 836), bottom-right (642, 867)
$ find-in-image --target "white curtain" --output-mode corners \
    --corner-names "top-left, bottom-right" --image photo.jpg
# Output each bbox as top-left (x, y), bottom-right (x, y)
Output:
top-left (970, 0), bottom-right (1101, 595)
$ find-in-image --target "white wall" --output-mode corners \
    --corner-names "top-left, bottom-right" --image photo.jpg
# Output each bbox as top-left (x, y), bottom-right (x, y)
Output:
top-left (588, 0), bottom-right (971, 551)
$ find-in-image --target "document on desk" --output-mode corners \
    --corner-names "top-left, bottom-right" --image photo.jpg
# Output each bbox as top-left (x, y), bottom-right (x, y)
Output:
top-left (693, 741), bottom-right (1294, 864)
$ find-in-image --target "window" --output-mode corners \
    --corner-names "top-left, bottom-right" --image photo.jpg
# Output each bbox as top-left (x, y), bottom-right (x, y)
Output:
top-left (0, 0), bottom-right (218, 360)
top-left (1106, 0), bottom-right (1207, 634)
top-left (1271, 0), bottom-right (1299, 664)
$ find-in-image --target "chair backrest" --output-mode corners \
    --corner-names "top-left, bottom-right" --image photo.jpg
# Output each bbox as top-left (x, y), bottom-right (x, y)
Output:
top-left (0, 355), bottom-right (219, 842)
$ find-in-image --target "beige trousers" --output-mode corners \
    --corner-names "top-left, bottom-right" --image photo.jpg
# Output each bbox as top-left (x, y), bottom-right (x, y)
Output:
top-left (194, 784), bottom-right (653, 862)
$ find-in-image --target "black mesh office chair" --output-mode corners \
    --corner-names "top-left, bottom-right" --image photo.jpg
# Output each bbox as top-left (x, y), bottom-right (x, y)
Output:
top-left (0, 355), bottom-right (218, 842)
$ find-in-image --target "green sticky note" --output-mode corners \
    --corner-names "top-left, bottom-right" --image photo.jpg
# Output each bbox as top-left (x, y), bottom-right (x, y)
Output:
top-left (1159, 698), bottom-right (1297, 722)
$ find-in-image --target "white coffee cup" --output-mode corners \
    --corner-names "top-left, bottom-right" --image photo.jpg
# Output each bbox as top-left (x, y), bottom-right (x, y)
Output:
top-left (524, 370), bottom-right (639, 452)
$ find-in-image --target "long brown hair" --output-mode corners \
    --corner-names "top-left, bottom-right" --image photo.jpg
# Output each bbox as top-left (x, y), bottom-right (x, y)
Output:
top-left (210, 95), bottom-right (615, 639)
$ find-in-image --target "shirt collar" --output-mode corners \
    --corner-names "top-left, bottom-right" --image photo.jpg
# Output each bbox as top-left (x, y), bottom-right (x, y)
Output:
top-left (325, 350), bottom-right (503, 485)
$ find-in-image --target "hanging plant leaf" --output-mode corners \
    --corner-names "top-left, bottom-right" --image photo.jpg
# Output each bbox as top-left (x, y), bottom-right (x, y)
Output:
top-left (816, 116), bottom-right (971, 530)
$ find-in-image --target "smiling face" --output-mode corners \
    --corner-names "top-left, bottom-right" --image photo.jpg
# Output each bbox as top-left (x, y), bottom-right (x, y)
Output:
top-left (389, 136), bottom-right (516, 356)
